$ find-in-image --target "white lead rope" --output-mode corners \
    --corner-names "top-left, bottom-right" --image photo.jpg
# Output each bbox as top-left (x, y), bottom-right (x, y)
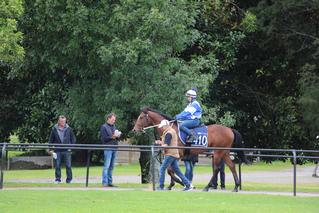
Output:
top-left (142, 120), bottom-right (176, 131)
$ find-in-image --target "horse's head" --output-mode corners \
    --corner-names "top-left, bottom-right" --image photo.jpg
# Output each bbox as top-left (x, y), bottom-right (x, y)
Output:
top-left (133, 107), bottom-right (174, 133)
top-left (133, 108), bottom-right (154, 132)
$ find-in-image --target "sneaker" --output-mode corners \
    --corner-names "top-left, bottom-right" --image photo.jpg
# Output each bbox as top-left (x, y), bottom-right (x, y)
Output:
top-left (66, 180), bottom-right (72, 184)
top-left (183, 185), bottom-right (193, 191)
top-left (221, 186), bottom-right (226, 190)
top-left (107, 184), bottom-right (118, 187)
top-left (54, 180), bottom-right (61, 184)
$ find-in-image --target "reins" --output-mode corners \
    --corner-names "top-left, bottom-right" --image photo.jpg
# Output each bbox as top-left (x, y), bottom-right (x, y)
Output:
top-left (142, 120), bottom-right (176, 131)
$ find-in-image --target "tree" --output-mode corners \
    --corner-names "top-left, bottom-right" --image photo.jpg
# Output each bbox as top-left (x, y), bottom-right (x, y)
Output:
top-left (210, 0), bottom-right (319, 150)
top-left (0, 0), bottom-right (24, 141)
top-left (11, 1), bottom-right (254, 180)
top-left (0, 0), bottom-right (24, 66)
top-left (299, 67), bottom-right (319, 139)
top-left (17, 0), bottom-right (214, 145)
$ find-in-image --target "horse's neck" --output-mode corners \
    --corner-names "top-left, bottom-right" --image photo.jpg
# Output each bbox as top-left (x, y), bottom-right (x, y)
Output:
top-left (149, 112), bottom-right (165, 136)
top-left (148, 112), bottom-right (180, 143)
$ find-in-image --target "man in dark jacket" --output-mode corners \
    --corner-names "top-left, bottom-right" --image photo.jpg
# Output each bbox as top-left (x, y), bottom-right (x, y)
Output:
top-left (49, 115), bottom-right (76, 183)
top-left (100, 113), bottom-right (121, 187)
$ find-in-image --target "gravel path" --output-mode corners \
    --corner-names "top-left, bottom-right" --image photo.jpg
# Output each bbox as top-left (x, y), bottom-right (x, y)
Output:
top-left (4, 166), bottom-right (319, 197)
top-left (6, 165), bottom-right (319, 184)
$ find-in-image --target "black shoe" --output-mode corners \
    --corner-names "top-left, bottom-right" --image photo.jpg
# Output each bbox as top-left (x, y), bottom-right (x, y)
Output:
top-left (221, 186), bottom-right (225, 190)
top-left (107, 184), bottom-right (118, 187)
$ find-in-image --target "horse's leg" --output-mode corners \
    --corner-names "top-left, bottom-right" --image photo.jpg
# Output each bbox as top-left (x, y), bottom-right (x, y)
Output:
top-left (203, 151), bottom-right (222, 192)
top-left (223, 152), bottom-right (240, 192)
top-left (167, 166), bottom-right (184, 190)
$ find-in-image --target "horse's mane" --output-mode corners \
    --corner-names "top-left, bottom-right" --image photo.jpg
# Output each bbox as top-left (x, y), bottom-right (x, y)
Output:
top-left (141, 107), bottom-right (174, 121)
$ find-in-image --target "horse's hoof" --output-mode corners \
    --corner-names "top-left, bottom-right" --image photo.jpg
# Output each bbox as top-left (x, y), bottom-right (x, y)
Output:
top-left (202, 187), bottom-right (210, 192)
top-left (232, 188), bottom-right (238, 192)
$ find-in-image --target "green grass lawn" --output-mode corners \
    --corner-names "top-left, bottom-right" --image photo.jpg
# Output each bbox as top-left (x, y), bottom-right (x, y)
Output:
top-left (1, 161), bottom-right (318, 212)
top-left (0, 190), bottom-right (318, 213)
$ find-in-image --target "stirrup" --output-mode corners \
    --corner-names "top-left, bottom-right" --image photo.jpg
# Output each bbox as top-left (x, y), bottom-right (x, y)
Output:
top-left (187, 134), bottom-right (195, 143)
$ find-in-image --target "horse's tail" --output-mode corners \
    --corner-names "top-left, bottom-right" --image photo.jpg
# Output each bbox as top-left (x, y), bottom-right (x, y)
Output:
top-left (232, 129), bottom-right (251, 165)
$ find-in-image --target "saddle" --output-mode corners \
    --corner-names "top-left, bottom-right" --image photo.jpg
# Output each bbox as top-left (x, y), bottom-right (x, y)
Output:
top-left (177, 123), bottom-right (208, 147)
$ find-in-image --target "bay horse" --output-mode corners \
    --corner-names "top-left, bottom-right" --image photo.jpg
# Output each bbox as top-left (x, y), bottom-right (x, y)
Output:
top-left (133, 107), bottom-right (249, 192)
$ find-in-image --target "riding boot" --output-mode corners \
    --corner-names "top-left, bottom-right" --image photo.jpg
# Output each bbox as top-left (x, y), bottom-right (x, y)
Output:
top-left (186, 132), bottom-right (195, 144)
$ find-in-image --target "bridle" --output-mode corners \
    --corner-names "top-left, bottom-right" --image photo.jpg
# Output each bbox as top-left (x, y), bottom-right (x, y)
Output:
top-left (135, 112), bottom-right (163, 163)
top-left (140, 112), bottom-right (150, 133)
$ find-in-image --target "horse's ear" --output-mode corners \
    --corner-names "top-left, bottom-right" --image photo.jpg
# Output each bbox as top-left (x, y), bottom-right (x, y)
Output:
top-left (141, 107), bottom-right (148, 114)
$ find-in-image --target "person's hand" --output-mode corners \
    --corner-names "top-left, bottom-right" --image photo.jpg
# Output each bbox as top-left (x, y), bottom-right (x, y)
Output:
top-left (114, 129), bottom-right (122, 138)
top-left (50, 152), bottom-right (57, 159)
top-left (155, 140), bottom-right (162, 145)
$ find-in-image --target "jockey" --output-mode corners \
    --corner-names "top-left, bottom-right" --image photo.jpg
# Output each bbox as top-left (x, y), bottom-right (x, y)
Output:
top-left (175, 89), bottom-right (202, 142)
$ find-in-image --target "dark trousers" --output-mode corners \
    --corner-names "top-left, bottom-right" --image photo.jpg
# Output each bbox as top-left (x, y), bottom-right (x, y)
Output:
top-left (212, 159), bottom-right (225, 188)
top-left (54, 151), bottom-right (72, 182)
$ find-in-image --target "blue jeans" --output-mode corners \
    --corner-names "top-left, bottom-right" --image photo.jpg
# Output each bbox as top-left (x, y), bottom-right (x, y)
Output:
top-left (179, 119), bottom-right (200, 136)
top-left (212, 159), bottom-right (225, 187)
top-left (102, 150), bottom-right (117, 185)
top-left (54, 151), bottom-right (72, 182)
top-left (184, 160), bottom-right (196, 182)
top-left (159, 156), bottom-right (190, 189)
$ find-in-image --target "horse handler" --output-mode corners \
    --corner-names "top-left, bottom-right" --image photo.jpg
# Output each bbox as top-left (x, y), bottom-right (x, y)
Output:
top-left (155, 120), bottom-right (193, 191)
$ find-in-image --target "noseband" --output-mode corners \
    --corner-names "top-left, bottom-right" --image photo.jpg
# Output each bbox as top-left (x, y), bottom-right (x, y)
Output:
top-left (140, 112), bottom-right (150, 132)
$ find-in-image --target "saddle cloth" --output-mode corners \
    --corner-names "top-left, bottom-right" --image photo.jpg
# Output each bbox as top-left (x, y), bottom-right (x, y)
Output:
top-left (177, 123), bottom-right (208, 147)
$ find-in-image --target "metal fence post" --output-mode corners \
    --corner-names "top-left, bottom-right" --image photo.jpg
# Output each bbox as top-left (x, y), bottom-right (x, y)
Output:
top-left (151, 146), bottom-right (155, 191)
top-left (85, 150), bottom-right (91, 187)
top-left (292, 150), bottom-right (297, 196)
top-left (1, 143), bottom-right (7, 190)
top-left (239, 162), bottom-right (242, 190)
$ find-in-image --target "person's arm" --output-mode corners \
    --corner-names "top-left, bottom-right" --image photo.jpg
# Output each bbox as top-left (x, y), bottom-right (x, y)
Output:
top-left (176, 107), bottom-right (191, 120)
top-left (154, 133), bottom-right (172, 146)
top-left (48, 128), bottom-right (55, 155)
top-left (163, 133), bottom-right (172, 146)
top-left (70, 128), bottom-right (76, 144)
top-left (48, 128), bottom-right (55, 144)
top-left (190, 102), bottom-right (202, 119)
top-left (176, 105), bottom-right (193, 120)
